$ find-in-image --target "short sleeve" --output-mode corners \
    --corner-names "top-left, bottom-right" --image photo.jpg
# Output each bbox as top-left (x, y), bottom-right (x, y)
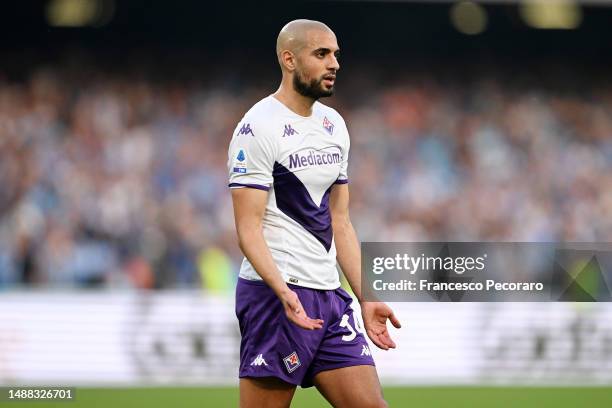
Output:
top-left (228, 120), bottom-right (276, 191)
top-left (335, 119), bottom-right (350, 185)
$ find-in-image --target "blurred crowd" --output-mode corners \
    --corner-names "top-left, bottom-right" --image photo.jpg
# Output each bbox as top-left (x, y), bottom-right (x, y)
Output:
top-left (1, 60), bottom-right (611, 290)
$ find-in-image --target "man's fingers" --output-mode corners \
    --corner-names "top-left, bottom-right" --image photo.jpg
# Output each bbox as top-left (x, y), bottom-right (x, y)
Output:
top-left (367, 329), bottom-right (389, 350)
top-left (288, 310), bottom-right (324, 330)
top-left (295, 304), bottom-right (323, 326)
top-left (310, 318), bottom-right (324, 325)
top-left (298, 318), bottom-right (323, 330)
top-left (388, 312), bottom-right (401, 329)
top-left (367, 326), bottom-right (397, 350)
top-left (377, 330), bottom-right (395, 349)
top-left (381, 331), bottom-right (396, 348)
top-left (302, 316), bottom-right (324, 329)
top-left (283, 291), bottom-right (323, 329)
top-left (308, 318), bottom-right (324, 329)
top-left (292, 315), bottom-right (314, 329)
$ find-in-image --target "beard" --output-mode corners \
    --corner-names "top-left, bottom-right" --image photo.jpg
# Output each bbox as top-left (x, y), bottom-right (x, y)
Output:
top-left (293, 69), bottom-right (334, 100)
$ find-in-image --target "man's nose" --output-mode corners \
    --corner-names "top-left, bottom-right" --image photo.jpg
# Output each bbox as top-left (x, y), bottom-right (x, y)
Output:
top-left (328, 55), bottom-right (340, 71)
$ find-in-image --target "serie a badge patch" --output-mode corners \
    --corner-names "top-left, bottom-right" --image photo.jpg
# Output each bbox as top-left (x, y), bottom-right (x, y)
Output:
top-left (233, 149), bottom-right (247, 173)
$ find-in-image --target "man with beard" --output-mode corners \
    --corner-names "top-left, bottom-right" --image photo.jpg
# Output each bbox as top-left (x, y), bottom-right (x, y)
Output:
top-left (228, 19), bottom-right (400, 408)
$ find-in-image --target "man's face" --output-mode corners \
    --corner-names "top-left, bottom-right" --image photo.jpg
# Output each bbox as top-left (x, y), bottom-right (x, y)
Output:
top-left (292, 30), bottom-right (340, 99)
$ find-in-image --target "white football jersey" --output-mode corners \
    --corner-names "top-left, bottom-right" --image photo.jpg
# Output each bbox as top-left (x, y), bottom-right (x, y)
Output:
top-left (228, 95), bottom-right (350, 290)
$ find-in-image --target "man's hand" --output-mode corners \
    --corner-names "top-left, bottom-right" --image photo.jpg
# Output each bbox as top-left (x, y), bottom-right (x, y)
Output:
top-left (361, 302), bottom-right (401, 350)
top-left (280, 290), bottom-right (324, 330)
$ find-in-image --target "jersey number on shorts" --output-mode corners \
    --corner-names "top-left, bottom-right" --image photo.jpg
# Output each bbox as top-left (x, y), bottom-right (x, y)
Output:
top-left (339, 311), bottom-right (365, 342)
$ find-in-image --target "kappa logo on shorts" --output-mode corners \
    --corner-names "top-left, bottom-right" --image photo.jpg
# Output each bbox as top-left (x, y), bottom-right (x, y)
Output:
top-left (360, 345), bottom-right (371, 357)
top-left (283, 351), bottom-right (301, 373)
top-left (250, 354), bottom-right (268, 367)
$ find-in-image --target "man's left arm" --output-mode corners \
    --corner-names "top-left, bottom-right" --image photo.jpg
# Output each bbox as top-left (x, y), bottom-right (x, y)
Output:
top-left (330, 183), bottom-right (401, 350)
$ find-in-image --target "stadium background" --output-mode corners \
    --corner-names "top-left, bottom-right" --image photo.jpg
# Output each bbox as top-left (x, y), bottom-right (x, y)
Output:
top-left (1, 0), bottom-right (612, 406)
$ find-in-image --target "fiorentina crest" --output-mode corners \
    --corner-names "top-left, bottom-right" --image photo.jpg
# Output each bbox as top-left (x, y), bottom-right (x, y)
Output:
top-left (323, 116), bottom-right (334, 135)
top-left (283, 351), bottom-right (301, 373)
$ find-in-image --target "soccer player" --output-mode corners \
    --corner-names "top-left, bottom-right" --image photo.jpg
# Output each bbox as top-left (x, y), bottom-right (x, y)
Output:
top-left (228, 19), bottom-right (400, 408)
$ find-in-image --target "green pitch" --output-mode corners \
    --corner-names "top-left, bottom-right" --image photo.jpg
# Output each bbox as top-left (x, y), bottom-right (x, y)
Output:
top-left (12, 387), bottom-right (612, 407)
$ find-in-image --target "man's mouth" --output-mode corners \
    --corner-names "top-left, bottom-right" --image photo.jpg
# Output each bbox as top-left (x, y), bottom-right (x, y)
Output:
top-left (322, 74), bottom-right (336, 86)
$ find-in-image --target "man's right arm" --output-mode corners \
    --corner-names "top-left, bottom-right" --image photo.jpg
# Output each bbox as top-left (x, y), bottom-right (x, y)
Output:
top-left (231, 187), bottom-right (323, 330)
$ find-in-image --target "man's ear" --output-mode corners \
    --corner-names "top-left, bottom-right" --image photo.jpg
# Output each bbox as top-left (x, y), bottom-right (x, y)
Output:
top-left (280, 50), bottom-right (296, 71)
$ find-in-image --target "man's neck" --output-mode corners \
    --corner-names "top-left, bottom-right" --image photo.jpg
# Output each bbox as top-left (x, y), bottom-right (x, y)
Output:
top-left (273, 82), bottom-right (315, 117)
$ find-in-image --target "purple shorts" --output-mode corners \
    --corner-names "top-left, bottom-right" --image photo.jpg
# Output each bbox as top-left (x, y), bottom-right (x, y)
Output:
top-left (236, 278), bottom-right (375, 388)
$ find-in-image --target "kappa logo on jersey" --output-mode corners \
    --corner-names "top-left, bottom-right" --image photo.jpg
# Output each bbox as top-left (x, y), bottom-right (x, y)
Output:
top-left (283, 351), bottom-right (301, 373)
top-left (233, 149), bottom-right (247, 173)
top-left (282, 124), bottom-right (299, 137)
top-left (250, 354), bottom-right (268, 366)
top-left (323, 116), bottom-right (334, 135)
top-left (361, 345), bottom-right (371, 357)
top-left (238, 123), bottom-right (255, 137)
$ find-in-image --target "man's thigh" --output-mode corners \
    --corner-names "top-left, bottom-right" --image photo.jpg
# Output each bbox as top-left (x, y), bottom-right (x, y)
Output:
top-left (313, 365), bottom-right (387, 408)
top-left (240, 377), bottom-right (297, 408)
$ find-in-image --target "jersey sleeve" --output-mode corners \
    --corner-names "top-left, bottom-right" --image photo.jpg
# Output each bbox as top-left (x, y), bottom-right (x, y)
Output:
top-left (335, 118), bottom-right (350, 185)
top-left (228, 119), bottom-right (277, 191)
